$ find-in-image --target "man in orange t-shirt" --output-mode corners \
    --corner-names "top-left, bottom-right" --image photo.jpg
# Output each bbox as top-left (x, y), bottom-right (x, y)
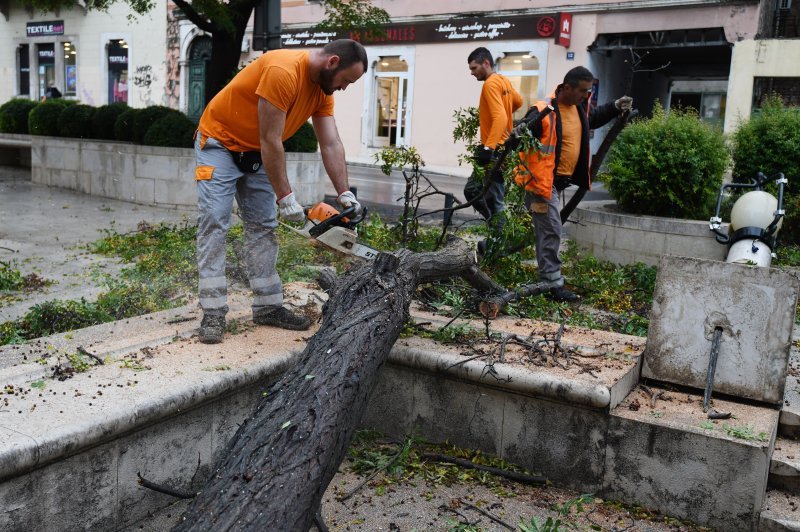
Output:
top-left (463, 47), bottom-right (522, 255)
top-left (515, 66), bottom-right (632, 302)
top-left (194, 39), bottom-right (367, 344)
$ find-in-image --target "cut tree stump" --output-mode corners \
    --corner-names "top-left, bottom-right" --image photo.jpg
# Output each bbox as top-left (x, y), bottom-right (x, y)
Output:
top-left (173, 237), bottom-right (502, 531)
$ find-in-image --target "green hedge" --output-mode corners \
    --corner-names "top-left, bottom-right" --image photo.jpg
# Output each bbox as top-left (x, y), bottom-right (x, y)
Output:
top-left (732, 96), bottom-right (800, 244)
top-left (132, 106), bottom-right (175, 144)
top-left (0, 99), bottom-right (37, 134)
top-left (601, 104), bottom-right (729, 219)
top-left (28, 99), bottom-right (75, 136)
top-left (57, 104), bottom-right (96, 139)
top-left (114, 108), bottom-right (139, 142)
top-left (92, 102), bottom-right (129, 141)
top-left (143, 112), bottom-right (195, 148)
top-left (283, 121), bottom-right (318, 152)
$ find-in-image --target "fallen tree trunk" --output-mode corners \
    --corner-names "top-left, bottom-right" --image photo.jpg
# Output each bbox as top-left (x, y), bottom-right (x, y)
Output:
top-left (174, 237), bottom-right (502, 531)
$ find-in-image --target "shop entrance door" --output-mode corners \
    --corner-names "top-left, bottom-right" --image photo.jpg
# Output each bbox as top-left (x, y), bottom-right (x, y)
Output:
top-left (371, 57), bottom-right (408, 147)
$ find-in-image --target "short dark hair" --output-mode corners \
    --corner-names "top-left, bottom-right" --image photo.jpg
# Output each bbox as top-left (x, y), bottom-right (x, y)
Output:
top-left (467, 47), bottom-right (494, 68)
top-left (563, 66), bottom-right (594, 87)
top-left (323, 39), bottom-right (368, 73)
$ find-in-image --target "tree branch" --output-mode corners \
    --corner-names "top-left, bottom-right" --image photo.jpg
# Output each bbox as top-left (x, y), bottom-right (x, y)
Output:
top-left (171, 0), bottom-right (215, 33)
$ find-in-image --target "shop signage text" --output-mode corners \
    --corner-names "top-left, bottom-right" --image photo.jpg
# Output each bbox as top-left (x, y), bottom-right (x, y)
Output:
top-left (26, 21), bottom-right (64, 37)
top-left (282, 15), bottom-right (558, 48)
top-left (108, 55), bottom-right (128, 64)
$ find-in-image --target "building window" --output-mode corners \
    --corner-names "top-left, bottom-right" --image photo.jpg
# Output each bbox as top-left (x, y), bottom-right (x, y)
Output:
top-left (107, 39), bottom-right (128, 103)
top-left (37, 43), bottom-right (56, 100)
top-left (753, 77), bottom-right (800, 108)
top-left (371, 56), bottom-right (409, 147)
top-left (496, 52), bottom-right (540, 120)
top-left (63, 41), bottom-right (77, 97)
top-left (18, 45), bottom-right (30, 96)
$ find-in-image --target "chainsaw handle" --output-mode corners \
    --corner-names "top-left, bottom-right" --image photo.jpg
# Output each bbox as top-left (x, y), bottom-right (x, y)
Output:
top-left (308, 205), bottom-right (368, 238)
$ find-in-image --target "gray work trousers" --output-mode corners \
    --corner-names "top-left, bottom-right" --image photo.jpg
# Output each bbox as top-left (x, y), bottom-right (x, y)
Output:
top-left (464, 168), bottom-right (505, 221)
top-left (525, 185), bottom-right (563, 283)
top-left (195, 136), bottom-right (283, 317)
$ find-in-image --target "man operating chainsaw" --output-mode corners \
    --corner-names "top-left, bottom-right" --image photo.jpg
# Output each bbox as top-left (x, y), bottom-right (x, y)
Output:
top-left (514, 66), bottom-right (632, 302)
top-left (194, 39), bottom-right (367, 344)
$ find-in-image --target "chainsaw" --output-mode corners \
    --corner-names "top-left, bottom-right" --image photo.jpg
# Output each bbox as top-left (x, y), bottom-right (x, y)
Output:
top-left (282, 202), bottom-right (379, 260)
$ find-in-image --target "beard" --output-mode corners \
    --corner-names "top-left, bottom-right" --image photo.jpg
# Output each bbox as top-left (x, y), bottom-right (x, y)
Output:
top-left (319, 67), bottom-right (337, 95)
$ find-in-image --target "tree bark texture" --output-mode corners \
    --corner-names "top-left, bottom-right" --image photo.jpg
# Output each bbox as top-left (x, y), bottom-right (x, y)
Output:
top-left (174, 238), bottom-right (500, 531)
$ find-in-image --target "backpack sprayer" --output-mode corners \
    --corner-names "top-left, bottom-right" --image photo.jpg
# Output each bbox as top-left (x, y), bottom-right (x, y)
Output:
top-left (709, 171), bottom-right (787, 267)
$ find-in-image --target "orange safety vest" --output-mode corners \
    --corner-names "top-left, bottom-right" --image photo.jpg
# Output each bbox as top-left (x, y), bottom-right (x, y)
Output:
top-left (514, 89), bottom-right (592, 198)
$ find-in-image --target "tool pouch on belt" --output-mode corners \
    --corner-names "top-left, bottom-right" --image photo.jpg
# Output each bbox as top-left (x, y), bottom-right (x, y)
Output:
top-left (554, 175), bottom-right (572, 192)
top-left (230, 150), bottom-right (263, 174)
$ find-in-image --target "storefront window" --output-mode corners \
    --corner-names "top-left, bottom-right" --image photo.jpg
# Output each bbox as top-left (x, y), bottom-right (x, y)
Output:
top-left (18, 45), bottom-right (29, 96)
top-left (372, 56), bottom-right (409, 147)
top-left (496, 52), bottom-right (540, 119)
top-left (63, 41), bottom-right (77, 97)
top-left (37, 43), bottom-right (56, 100)
top-left (107, 39), bottom-right (128, 104)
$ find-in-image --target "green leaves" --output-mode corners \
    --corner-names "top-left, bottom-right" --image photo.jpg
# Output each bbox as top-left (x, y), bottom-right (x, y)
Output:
top-left (601, 103), bottom-right (729, 220)
top-left (315, 0), bottom-right (391, 32)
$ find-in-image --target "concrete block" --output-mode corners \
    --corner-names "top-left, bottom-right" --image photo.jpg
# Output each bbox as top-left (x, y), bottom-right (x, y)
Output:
top-left (135, 177), bottom-right (156, 204)
top-left (502, 395), bottom-right (608, 492)
top-left (136, 153), bottom-right (183, 180)
top-left (43, 143), bottom-right (81, 171)
top-left (643, 256), bottom-right (800, 404)
top-left (50, 170), bottom-right (79, 192)
top-left (153, 175), bottom-right (195, 207)
top-left (116, 406), bottom-right (213, 527)
top-left (604, 393), bottom-right (776, 531)
top-left (363, 362), bottom-right (504, 456)
top-left (769, 437), bottom-right (800, 493)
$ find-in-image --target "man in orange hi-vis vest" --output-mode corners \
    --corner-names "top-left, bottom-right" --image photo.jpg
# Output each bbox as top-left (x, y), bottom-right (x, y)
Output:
top-left (463, 47), bottom-right (522, 254)
top-left (194, 39), bottom-right (367, 344)
top-left (515, 66), bottom-right (632, 302)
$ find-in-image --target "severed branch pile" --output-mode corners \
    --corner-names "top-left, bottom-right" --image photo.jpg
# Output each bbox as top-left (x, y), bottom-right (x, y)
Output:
top-left (173, 237), bottom-right (502, 531)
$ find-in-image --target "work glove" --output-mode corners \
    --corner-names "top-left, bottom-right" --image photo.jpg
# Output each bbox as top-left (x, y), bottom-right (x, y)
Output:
top-left (475, 145), bottom-right (495, 166)
top-left (615, 96), bottom-right (633, 112)
top-left (336, 190), bottom-right (363, 217)
top-left (278, 192), bottom-right (305, 223)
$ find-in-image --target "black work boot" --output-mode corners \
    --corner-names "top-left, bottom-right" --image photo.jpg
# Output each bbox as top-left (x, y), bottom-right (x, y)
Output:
top-left (547, 286), bottom-right (580, 303)
top-left (199, 314), bottom-right (225, 344)
top-left (253, 307), bottom-right (311, 331)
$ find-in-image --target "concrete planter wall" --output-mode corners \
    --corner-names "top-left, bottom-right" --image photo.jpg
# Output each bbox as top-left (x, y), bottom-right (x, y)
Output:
top-left (14, 134), bottom-right (325, 208)
top-left (566, 200), bottom-right (727, 266)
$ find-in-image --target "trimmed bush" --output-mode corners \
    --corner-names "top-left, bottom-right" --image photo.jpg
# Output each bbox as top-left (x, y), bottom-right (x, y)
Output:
top-left (92, 102), bottom-right (129, 141)
top-left (57, 104), bottom-right (96, 138)
top-left (732, 96), bottom-right (800, 244)
top-left (600, 104), bottom-right (729, 219)
top-left (0, 99), bottom-right (37, 134)
top-left (132, 105), bottom-right (175, 144)
top-left (143, 111), bottom-right (195, 148)
top-left (283, 121), bottom-right (318, 152)
top-left (114, 108), bottom-right (139, 142)
top-left (28, 99), bottom-right (75, 136)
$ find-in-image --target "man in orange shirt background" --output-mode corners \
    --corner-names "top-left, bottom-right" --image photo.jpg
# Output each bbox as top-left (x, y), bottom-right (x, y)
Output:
top-left (515, 66), bottom-right (632, 302)
top-left (194, 39), bottom-right (367, 344)
top-left (463, 47), bottom-right (523, 255)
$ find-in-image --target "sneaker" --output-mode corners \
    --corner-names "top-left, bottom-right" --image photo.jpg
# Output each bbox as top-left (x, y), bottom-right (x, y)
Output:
top-left (253, 306), bottom-right (311, 331)
top-left (547, 286), bottom-right (579, 302)
top-left (199, 314), bottom-right (225, 344)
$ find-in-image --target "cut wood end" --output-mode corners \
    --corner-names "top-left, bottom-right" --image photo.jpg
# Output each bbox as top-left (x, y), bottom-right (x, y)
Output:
top-left (479, 300), bottom-right (500, 319)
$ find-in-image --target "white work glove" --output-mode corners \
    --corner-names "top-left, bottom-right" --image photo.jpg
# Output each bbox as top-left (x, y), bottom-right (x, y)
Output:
top-left (277, 192), bottom-right (305, 223)
top-left (336, 190), bottom-right (363, 217)
top-left (615, 96), bottom-right (633, 112)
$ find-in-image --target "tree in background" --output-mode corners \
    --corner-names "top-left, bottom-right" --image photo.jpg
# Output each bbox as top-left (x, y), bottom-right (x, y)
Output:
top-left (17, 0), bottom-right (389, 102)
